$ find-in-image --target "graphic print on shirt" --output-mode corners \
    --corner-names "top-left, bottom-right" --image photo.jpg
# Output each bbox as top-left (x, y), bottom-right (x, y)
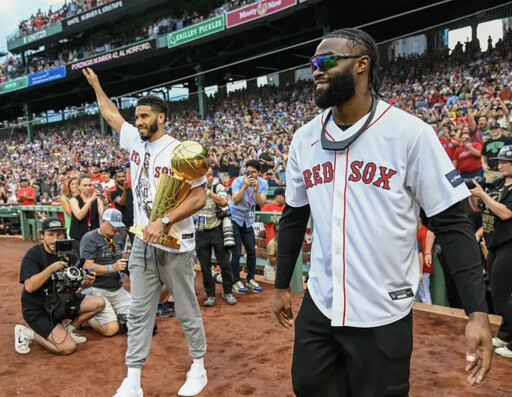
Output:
top-left (135, 149), bottom-right (153, 220)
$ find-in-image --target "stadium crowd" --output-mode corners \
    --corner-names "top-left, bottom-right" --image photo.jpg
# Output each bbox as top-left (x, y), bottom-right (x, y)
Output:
top-left (14, 0), bottom-right (114, 39)
top-left (1, 0), bottom-right (258, 83)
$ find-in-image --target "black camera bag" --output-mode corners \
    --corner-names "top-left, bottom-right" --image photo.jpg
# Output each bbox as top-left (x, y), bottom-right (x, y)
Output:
top-left (39, 245), bottom-right (81, 321)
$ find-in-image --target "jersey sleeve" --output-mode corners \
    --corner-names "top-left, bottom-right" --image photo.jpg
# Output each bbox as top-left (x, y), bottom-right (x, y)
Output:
top-left (406, 124), bottom-right (470, 217)
top-left (119, 122), bottom-right (139, 153)
top-left (285, 132), bottom-right (309, 207)
top-left (188, 176), bottom-right (207, 189)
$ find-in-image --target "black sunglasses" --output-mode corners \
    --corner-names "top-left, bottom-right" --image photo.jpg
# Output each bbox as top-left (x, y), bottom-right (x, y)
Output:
top-left (310, 53), bottom-right (366, 72)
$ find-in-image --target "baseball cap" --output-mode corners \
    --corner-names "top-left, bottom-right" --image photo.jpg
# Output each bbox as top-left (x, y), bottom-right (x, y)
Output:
top-left (102, 209), bottom-right (126, 228)
top-left (489, 122), bottom-right (501, 129)
top-left (274, 187), bottom-right (285, 197)
top-left (81, 160), bottom-right (90, 167)
top-left (490, 145), bottom-right (512, 161)
top-left (66, 165), bottom-right (74, 172)
top-left (42, 217), bottom-right (66, 231)
top-left (92, 162), bottom-right (100, 167)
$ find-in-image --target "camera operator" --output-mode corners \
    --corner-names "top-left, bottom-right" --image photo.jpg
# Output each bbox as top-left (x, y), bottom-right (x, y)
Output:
top-left (15, 218), bottom-right (105, 355)
top-left (194, 167), bottom-right (237, 306)
top-left (80, 209), bottom-right (131, 336)
top-left (469, 145), bottom-right (512, 358)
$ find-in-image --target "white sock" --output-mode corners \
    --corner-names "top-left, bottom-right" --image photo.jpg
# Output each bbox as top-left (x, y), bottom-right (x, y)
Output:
top-left (65, 322), bottom-right (75, 332)
top-left (22, 327), bottom-right (34, 340)
top-left (193, 357), bottom-right (204, 369)
top-left (127, 367), bottom-right (141, 389)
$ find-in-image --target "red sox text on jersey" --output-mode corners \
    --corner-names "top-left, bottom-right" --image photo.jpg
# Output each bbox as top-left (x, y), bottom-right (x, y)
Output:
top-left (130, 149), bottom-right (175, 178)
top-left (303, 161), bottom-right (397, 190)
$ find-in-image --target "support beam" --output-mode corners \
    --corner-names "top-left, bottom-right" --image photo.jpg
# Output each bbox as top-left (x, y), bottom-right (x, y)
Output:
top-left (23, 101), bottom-right (33, 142)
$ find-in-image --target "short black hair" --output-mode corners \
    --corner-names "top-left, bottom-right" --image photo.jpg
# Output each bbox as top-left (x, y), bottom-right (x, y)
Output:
top-left (323, 28), bottom-right (380, 96)
top-left (246, 159), bottom-right (261, 172)
top-left (136, 95), bottom-right (169, 120)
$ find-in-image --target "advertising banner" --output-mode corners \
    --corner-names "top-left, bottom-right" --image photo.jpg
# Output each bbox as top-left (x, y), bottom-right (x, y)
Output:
top-left (167, 15), bottom-right (225, 48)
top-left (226, 0), bottom-right (296, 28)
top-left (0, 77), bottom-right (29, 95)
top-left (70, 40), bottom-right (156, 71)
top-left (7, 23), bottom-right (63, 51)
top-left (28, 66), bottom-right (67, 87)
top-left (63, 0), bottom-right (125, 28)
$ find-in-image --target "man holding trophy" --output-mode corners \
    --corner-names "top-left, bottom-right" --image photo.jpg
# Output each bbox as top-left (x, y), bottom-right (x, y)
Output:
top-left (84, 68), bottom-right (209, 397)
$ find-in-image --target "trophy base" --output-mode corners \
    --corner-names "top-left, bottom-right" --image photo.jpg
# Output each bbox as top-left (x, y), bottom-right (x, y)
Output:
top-left (129, 225), bottom-right (181, 250)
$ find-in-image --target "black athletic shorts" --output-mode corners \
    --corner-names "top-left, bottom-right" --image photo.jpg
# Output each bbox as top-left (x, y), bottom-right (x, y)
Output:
top-left (22, 293), bottom-right (85, 339)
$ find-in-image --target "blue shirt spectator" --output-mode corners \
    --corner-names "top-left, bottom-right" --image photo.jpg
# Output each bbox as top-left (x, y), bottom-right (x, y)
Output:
top-left (230, 174), bottom-right (268, 228)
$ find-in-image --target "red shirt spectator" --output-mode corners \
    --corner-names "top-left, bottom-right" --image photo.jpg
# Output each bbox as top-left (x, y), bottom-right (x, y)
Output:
top-left (17, 179), bottom-right (37, 205)
top-left (453, 134), bottom-right (482, 174)
top-left (260, 188), bottom-right (285, 246)
top-left (417, 224), bottom-right (432, 274)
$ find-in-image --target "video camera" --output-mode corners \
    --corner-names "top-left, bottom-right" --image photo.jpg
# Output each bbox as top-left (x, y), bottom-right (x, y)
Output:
top-left (53, 240), bottom-right (89, 294)
top-left (464, 176), bottom-right (487, 190)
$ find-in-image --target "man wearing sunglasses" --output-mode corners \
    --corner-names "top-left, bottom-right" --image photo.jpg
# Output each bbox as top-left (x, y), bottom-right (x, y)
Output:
top-left (274, 27), bottom-right (493, 396)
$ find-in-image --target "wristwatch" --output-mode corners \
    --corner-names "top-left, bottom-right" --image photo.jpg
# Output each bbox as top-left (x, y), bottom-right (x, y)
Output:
top-left (161, 216), bottom-right (170, 225)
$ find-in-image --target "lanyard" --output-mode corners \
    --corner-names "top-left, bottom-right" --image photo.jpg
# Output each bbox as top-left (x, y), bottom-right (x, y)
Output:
top-left (245, 185), bottom-right (256, 209)
top-left (321, 97), bottom-right (378, 151)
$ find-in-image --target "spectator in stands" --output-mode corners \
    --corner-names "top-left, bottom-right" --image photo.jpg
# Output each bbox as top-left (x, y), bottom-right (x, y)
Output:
top-left (261, 187), bottom-right (285, 247)
top-left (264, 225), bottom-right (278, 282)
top-left (469, 145), bottom-right (512, 358)
top-left (481, 122), bottom-right (511, 183)
top-left (101, 168), bottom-right (116, 191)
top-left (453, 131), bottom-right (483, 179)
top-left (17, 177), bottom-right (37, 206)
top-left (89, 162), bottom-right (103, 184)
top-left (416, 217), bottom-right (433, 304)
top-left (194, 167), bottom-right (237, 307)
top-left (81, 209), bottom-right (130, 336)
top-left (52, 177), bottom-right (78, 232)
top-left (15, 218), bottom-right (104, 355)
top-left (110, 169), bottom-right (134, 244)
top-left (263, 168), bottom-right (284, 187)
top-left (230, 159), bottom-right (268, 294)
top-left (69, 174), bottom-right (105, 251)
top-left (81, 160), bottom-right (91, 174)
top-left (438, 124), bottom-right (459, 160)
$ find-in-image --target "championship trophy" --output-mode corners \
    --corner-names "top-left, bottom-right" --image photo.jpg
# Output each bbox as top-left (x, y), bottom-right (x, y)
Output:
top-left (129, 141), bottom-right (209, 249)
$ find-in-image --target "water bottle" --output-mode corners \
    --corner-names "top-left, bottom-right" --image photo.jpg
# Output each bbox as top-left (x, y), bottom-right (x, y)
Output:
top-left (197, 215), bottom-right (206, 232)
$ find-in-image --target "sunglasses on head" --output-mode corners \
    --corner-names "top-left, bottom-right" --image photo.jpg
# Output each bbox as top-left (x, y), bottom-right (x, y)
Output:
top-left (310, 53), bottom-right (366, 72)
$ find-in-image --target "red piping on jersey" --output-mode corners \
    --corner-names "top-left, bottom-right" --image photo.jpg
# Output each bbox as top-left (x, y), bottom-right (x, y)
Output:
top-left (342, 146), bottom-right (350, 326)
top-left (311, 139), bottom-right (320, 147)
top-left (366, 104), bottom-right (392, 130)
top-left (153, 139), bottom-right (177, 173)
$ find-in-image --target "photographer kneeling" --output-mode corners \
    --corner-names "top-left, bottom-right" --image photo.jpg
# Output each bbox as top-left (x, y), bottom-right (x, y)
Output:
top-left (469, 145), bottom-right (512, 358)
top-left (80, 209), bottom-right (130, 336)
top-left (15, 218), bottom-right (105, 355)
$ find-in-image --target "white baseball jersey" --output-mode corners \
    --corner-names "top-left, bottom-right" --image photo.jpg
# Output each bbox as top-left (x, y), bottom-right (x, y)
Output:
top-left (120, 122), bottom-right (206, 253)
top-left (286, 100), bottom-right (469, 327)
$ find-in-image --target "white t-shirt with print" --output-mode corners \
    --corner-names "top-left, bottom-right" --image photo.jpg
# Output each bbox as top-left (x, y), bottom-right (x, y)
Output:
top-left (120, 122), bottom-right (206, 253)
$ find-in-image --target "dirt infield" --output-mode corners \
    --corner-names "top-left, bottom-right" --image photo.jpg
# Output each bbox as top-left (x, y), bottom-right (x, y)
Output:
top-left (1, 237), bottom-right (511, 397)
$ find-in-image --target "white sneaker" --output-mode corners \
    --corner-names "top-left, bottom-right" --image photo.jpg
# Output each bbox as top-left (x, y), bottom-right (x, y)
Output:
top-left (178, 364), bottom-right (208, 396)
top-left (495, 346), bottom-right (512, 358)
top-left (113, 378), bottom-right (143, 397)
top-left (492, 337), bottom-right (508, 348)
top-left (65, 323), bottom-right (86, 344)
top-left (14, 324), bottom-right (32, 354)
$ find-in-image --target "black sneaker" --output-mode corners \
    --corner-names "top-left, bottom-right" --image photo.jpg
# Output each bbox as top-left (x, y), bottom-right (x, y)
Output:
top-left (164, 301), bottom-right (175, 316)
top-left (157, 303), bottom-right (173, 318)
top-left (204, 297), bottom-right (217, 307)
